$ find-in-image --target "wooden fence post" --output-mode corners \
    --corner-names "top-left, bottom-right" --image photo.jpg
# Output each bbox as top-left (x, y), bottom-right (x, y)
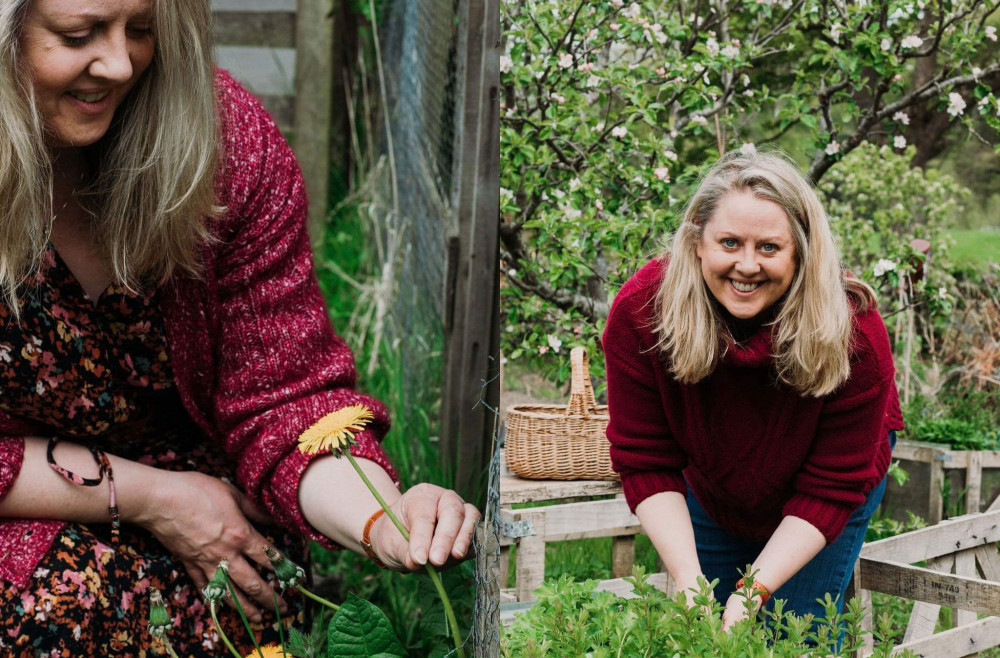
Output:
top-left (294, 0), bottom-right (334, 230)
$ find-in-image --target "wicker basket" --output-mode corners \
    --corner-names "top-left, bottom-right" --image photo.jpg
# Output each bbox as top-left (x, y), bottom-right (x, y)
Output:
top-left (505, 346), bottom-right (617, 480)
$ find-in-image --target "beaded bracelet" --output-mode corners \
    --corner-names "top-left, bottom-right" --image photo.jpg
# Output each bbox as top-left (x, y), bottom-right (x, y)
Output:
top-left (46, 437), bottom-right (120, 547)
top-left (360, 507), bottom-right (387, 569)
top-left (735, 577), bottom-right (770, 606)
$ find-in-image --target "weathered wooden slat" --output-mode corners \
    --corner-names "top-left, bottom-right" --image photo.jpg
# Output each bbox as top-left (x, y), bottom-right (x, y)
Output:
top-left (860, 558), bottom-right (1000, 617)
top-left (611, 536), bottom-right (635, 579)
top-left (976, 546), bottom-right (1000, 582)
top-left (903, 601), bottom-right (942, 643)
top-left (861, 512), bottom-right (1000, 563)
top-left (956, 548), bottom-right (980, 627)
top-left (968, 452), bottom-right (984, 513)
top-left (893, 615), bottom-right (1000, 657)
top-left (593, 572), bottom-right (671, 598)
top-left (213, 11), bottom-right (296, 48)
top-left (514, 511), bottom-right (546, 602)
top-left (503, 498), bottom-right (638, 539)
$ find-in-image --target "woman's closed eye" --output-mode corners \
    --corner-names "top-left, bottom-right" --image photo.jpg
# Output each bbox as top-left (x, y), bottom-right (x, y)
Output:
top-left (60, 31), bottom-right (94, 47)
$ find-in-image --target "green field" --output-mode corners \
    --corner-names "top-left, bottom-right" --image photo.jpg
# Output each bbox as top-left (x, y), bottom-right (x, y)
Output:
top-left (948, 228), bottom-right (1000, 266)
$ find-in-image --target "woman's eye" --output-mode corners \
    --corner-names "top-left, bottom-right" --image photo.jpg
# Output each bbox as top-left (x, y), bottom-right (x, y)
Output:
top-left (761, 243), bottom-right (777, 253)
top-left (128, 26), bottom-right (154, 38)
top-left (722, 238), bottom-right (738, 248)
top-left (61, 32), bottom-right (93, 47)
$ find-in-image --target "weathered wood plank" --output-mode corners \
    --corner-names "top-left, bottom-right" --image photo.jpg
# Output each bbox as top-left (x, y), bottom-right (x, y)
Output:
top-left (293, 0), bottom-right (332, 230)
top-left (213, 11), bottom-right (295, 48)
top-left (611, 536), bottom-right (635, 579)
top-left (861, 512), bottom-right (1000, 563)
top-left (930, 457), bottom-right (945, 524)
top-left (860, 558), bottom-right (1000, 617)
top-left (500, 465), bottom-right (623, 505)
top-left (503, 498), bottom-right (639, 540)
top-left (593, 572), bottom-right (671, 598)
top-left (903, 601), bottom-right (942, 643)
top-left (975, 546), bottom-right (1000, 582)
top-left (968, 451), bottom-right (984, 513)
top-left (893, 615), bottom-right (1000, 657)
top-left (515, 512), bottom-right (546, 602)
top-left (956, 548), bottom-right (980, 628)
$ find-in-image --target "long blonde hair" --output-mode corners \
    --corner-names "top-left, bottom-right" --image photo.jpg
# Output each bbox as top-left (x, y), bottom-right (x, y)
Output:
top-left (0, 0), bottom-right (222, 312)
top-left (654, 148), bottom-right (875, 397)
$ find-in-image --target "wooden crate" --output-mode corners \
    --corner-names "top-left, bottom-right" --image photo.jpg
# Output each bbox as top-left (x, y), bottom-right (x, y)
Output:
top-left (883, 440), bottom-right (1000, 525)
top-left (850, 510), bottom-right (1000, 657)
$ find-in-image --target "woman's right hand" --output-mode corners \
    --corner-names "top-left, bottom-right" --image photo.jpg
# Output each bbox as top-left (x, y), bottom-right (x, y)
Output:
top-left (132, 470), bottom-right (285, 622)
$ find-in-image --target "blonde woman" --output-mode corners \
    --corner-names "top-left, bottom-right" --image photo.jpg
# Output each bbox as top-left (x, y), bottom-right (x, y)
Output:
top-left (0, 0), bottom-right (478, 654)
top-left (603, 148), bottom-right (901, 633)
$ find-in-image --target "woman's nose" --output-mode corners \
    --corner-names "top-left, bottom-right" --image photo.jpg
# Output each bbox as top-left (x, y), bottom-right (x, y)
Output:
top-left (89, 34), bottom-right (134, 83)
top-left (735, 249), bottom-right (761, 276)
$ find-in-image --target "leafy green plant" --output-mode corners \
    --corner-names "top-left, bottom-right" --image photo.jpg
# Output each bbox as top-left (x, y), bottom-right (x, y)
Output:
top-left (502, 566), bottom-right (914, 657)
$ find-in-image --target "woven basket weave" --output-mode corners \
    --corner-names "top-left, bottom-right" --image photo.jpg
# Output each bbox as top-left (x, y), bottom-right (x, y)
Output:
top-left (505, 347), bottom-right (617, 480)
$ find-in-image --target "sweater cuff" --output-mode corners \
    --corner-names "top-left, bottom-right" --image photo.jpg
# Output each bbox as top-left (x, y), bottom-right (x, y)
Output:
top-left (0, 436), bottom-right (24, 501)
top-left (782, 493), bottom-right (856, 545)
top-left (265, 428), bottom-right (400, 549)
top-left (620, 470), bottom-right (687, 513)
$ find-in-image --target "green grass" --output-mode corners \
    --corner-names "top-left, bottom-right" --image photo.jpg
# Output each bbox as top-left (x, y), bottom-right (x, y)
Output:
top-left (947, 228), bottom-right (1000, 266)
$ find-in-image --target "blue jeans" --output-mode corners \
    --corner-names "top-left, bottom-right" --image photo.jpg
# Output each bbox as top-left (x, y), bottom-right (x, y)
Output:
top-left (687, 431), bottom-right (896, 622)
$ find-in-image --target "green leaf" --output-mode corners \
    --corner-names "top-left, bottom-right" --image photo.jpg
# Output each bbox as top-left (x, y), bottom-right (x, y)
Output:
top-left (327, 593), bottom-right (406, 658)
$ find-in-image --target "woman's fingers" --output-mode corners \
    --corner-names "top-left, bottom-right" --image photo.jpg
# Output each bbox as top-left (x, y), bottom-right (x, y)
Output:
top-left (376, 484), bottom-right (481, 570)
top-left (452, 503), bottom-right (481, 560)
top-left (220, 553), bottom-right (286, 622)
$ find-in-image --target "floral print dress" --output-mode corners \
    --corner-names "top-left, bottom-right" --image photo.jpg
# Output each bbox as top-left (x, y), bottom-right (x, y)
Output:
top-left (0, 246), bottom-right (305, 657)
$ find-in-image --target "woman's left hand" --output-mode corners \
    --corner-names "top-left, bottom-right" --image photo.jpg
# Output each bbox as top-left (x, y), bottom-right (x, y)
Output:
top-left (368, 483), bottom-right (481, 571)
top-left (721, 592), bottom-right (762, 631)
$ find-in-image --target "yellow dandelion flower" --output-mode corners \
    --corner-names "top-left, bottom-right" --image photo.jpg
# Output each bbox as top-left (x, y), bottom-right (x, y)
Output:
top-left (297, 404), bottom-right (374, 456)
top-left (244, 645), bottom-right (289, 658)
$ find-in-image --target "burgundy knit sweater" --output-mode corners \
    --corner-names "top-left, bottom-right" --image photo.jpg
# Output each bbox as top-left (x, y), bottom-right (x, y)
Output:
top-left (603, 258), bottom-right (903, 545)
top-left (0, 71), bottom-right (396, 588)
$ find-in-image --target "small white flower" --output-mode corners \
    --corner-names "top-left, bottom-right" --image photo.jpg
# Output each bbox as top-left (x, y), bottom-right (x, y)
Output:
top-left (595, 199), bottom-right (604, 211)
top-left (546, 334), bottom-right (563, 353)
top-left (741, 143), bottom-right (757, 155)
top-left (500, 187), bottom-right (515, 204)
top-left (894, 135), bottom-right (907, 149)
top-left (623, 2), bottom-right (641, 19)
top-left (500, 54), bottom-right (513, 74)
top-left (654, 167), bottom-right (670, 181)
top-left (830, 24), bottom-right (844, 40)
top-left (873, 259), bottom-right (897, 277)
top-left (741, 74), bottom-right (751, 87)
top-left (901, 35), bottom-right (922, 49)
top-left (705, 37), bottom-right (720, 57)
top-left (947, 92), bottom-right (966, 117)
top-left (550, 93), bottom-right (566, 105)
top-left (611, 0), bottom-right (623, 6)
top-left (664, 149), bottom-right (678, 161)
top-left (938, 287), bottom-right (948, 300)
top-left (650, 23), bottom-right (667, 44)
top-left (587, 74), bottom-right (601, 88)
top-left (692, 63), bottom-right (705, 73)
top-left (558, 53), bottom-right (573, 69)
top-left (825, 141), bottom-right (840, 155)
top-left (986, 26), bottom-right (997, 42)
top-left (596, 122), bottom-right (605, 131)
top-left (507, 269), bottom-right (518, 277)
top-left (611, 125), bottom-right (628, 138)
top-left (881, 38), bottom-right (892, 51)
top-left (893, 111), bottom-right (910, 125)
top-left (972, 67), bottom-right (983, 78)
top-left (722, 44), bottom-right (739, 59)
top-left (569, 177), bottom-right (582, 190)
top-left (691, 115), bottom-right (708, 125)
top-left (563, 205), bottom-right (582, 220)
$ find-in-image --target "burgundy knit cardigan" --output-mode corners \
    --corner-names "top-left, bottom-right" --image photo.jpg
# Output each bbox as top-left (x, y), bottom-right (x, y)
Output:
top-left (0, 71), bottom-right (396, 589)
top-left (604, 258), bottom-right (904, 545)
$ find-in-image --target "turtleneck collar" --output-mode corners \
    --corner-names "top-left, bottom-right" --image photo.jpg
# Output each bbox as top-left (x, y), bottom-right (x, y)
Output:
top-left (713, 298), bottom-right (780, 368)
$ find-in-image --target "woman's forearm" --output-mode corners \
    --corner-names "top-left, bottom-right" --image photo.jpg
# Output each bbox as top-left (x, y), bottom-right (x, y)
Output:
top-left (635, 490), bottom-right (704, 594)
top-left (298, 454), bottom-right (400, 554)
top-left (0, 436), bottom-right (166, 526)
top-left (749, 515), bottom-right (826, 594)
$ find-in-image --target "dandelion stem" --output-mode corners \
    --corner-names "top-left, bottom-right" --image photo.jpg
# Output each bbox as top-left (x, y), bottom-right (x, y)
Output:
top-left (210, 600), bottom-right (243, 658)
top-left (345, 452), bottom-right (466, 658)
top-left (298, 585), bottom-right (340, 611)
top-left (162, 639), bottom-right (181, 658)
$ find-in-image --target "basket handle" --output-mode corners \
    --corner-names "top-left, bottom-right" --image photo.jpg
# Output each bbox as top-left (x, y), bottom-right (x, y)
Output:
top-left (565, 346), bottom-right (598, 419)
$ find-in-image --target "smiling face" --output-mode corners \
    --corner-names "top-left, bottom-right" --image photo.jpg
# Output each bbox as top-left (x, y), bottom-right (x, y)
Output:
top-left (20, 0), bottom-right (155, 149)
top-left (695, 190), bottom-right (797, 321)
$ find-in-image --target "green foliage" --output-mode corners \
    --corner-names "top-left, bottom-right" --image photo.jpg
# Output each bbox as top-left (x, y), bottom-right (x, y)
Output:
top-left (903, 387), bottom-right (1000, 451)
top-left (865, 510), bottom-right (926, 543)
top-left (327, 593), bottom-right (407, 657)
top-left (501, 567), bottom-right (914, 657)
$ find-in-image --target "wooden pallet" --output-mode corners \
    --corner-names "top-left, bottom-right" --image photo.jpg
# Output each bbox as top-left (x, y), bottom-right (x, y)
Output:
top-left (850, 510), bottom-right (1000, 657)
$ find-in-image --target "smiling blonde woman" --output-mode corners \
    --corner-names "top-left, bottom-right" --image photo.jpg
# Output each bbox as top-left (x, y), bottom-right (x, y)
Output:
top-left (0, 0), bottom-right (478, 655)
top-left (603, 148), bottom-right (902, 639)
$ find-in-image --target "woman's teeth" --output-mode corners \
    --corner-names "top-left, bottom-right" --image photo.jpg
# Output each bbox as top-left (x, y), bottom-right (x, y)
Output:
top-left (69, 91), bottom-right (108, 103)
top-left (731, 280), bottom-right (761, 293)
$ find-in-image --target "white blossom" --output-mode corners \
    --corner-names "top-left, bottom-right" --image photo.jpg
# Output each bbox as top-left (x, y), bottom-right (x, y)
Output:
top-left (881, 38), bottom-right (892, 51)
top-left (507, 269), bottom-right (517, 277)
top-left (595, 199), bottom-right (604, 211)
top-left (893, 135), bottom-right (906, 149)
top-left (987, 26), bottom-right (997, 42)
top-left (830, 24), bottom-right (844, 41)
top-left (550, 93), bottom-right (566, 104)
top-left (901, 35), bottom-right (922, 49)
top-left (649, 23), bottom-right (667, 44)
top-left (611, 0), bottom-right (624, 6)
top-left (722, 44), bottom-right (740, 59)
top-left (611, 125), bottom-right (628, 138)
top-left (825, 141), bottom-right (840, 155)
top-left (893, 111), bottom-right (910, 125)
top-left (569, 177), bottom-right (582, 190)
top-left (654, 167), bottom-right (670, 181)
top-left (705, 37), bottom-right (720, 57)
top-left (622, 2), bottom-right (641, 19)
top-left (938, 287), bottom-right (948, 300)
top-left (664, 149), bottom-right (678, 161)
top-left (741, 74), bottom-right (751, 87)
top-left (972, 67), bottom-right (983, 78)
top-left (500, 54), bottom-right (513, 74)
top-left (587, 75), bottom-right (601, 88)
top-left (873, 259), bottom-right (897, 277)
top-left (558, 53), bottom-right (573, 69)
top-left (562, 205), bottom-right (582, 220)
top-left (547, 334), bottom-right (563, 353)
top-left (500, 187), bottom-right (515, 204)
top-left (947, 92), bottom-right (966, 117)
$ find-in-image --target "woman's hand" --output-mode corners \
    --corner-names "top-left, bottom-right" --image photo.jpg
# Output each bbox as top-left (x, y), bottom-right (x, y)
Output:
top-left (366, 483), bottom-right (481, 571)
top-left (722, 591), bottom-right (762, 630)
top-left (133, 470), bottom-right (285, 623)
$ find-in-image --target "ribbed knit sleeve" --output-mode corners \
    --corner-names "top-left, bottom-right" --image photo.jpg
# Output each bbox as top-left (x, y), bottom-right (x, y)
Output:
top-left (603, 266), bottom-right (688, 513)
top-left (0, 436), bottom-right (23, 500)
top-left (211, 73), bottom-right (397, 548)
top-left (782, 307), bottom-right (896, 544)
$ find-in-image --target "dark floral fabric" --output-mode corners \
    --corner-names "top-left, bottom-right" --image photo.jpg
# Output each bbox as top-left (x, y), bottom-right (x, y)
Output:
top-left (0, 246), bottom-right (305, 656)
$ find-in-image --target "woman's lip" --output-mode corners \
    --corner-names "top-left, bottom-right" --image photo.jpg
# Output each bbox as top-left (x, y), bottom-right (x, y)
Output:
top-left (729, 279), bottom-right (764, 296)
top-left (64, 90), bottom-right (115, 116)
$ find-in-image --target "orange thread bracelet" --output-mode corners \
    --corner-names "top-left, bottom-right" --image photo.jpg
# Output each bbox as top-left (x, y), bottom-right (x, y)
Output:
top-left (735, 577), bottom-right (770, 606)
top-left (360, 508), bottom-right (387, 569)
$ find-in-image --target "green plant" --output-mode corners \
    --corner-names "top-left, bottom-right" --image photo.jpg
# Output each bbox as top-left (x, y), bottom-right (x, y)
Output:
top-left (502, 566), bottom-right (914, 657)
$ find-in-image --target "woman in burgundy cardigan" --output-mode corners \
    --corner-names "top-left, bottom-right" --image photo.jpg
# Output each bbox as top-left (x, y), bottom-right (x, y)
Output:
top-left (0, 0), bottom-right (477, 654)
top-left (603, 148), bottom-right (902, 631)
